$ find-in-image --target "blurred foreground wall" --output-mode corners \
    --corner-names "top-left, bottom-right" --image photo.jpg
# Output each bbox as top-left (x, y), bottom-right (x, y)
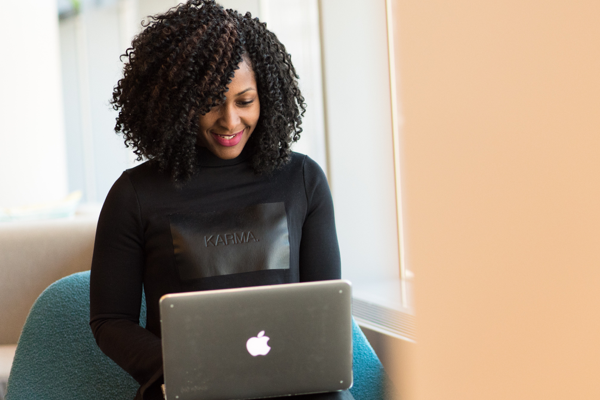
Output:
top-left (394, 0), bottom-right (600, 399)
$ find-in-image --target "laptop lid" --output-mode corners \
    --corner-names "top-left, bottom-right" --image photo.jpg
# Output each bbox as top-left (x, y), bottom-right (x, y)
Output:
top-left (159, 280), bottom-right (353, 400)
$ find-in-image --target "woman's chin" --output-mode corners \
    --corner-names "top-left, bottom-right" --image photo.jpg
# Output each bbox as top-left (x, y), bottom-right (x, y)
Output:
top-left (206, 143), bottom-right (246, 160)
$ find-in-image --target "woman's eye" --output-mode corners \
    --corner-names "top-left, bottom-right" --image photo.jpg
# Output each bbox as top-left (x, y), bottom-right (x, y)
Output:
top-left (238, 99), bottom-right (255, 106)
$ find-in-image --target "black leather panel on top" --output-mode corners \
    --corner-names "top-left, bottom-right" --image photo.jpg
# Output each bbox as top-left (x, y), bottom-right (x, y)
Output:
top-left (169, 202), bottom-right (290, 281)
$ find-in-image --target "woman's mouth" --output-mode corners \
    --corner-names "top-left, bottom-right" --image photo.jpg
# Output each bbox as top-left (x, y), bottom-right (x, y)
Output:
top-left (210, 129), bottom-right (244, 147)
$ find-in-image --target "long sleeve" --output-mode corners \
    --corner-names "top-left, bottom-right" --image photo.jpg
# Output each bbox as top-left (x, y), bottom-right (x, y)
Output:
top-left (298, 157), bottom-right (341, 282)
top-left (89, 172), bottom-right (163, 399)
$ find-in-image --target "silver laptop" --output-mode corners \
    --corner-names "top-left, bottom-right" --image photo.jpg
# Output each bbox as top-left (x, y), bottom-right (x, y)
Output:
top-left (159, 280), bottom-right (353, 400)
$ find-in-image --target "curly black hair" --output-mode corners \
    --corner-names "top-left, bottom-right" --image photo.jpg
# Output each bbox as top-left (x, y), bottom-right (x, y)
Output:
top-left (111, 0), bottom-right (306, 181)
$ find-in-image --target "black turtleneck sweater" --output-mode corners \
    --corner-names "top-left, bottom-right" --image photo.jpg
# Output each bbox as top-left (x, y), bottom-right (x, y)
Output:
top-left (89, 148), bottom-right (350, 400)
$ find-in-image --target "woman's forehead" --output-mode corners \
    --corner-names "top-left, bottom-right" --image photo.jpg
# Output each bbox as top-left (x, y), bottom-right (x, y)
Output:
top-left (227, 60), bottom-right (257, 94)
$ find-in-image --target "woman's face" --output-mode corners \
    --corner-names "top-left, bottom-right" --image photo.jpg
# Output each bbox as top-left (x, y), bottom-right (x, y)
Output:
top-left (197, 60), bottom-right (260, 160)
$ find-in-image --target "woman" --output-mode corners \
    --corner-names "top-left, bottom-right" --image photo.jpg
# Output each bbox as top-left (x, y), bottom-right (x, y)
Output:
top-left (89, 1), bottom-right (352, 399)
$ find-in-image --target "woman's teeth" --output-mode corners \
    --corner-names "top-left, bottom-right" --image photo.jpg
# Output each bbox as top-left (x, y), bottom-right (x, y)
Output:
top-left (219, 134), bottom-right (235, 139)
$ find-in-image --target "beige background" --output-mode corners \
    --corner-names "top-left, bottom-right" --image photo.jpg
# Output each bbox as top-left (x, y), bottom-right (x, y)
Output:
top-left (392, 0), bottom-right (600, 399)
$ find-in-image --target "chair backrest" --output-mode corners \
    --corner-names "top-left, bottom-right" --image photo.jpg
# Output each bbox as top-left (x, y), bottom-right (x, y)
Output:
top-left (6, 271), bottom-right (143, 400)
top-left (7, 272), bottom-right (391, 400)
top-left (0, 217), bottom-right (97, 345)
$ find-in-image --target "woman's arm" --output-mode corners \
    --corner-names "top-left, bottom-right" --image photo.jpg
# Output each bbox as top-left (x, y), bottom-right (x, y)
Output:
top-left (298, 156), bottom-right (342, 282)
top-left (297, 159), bottom-right (356, 400)
top-left (89, 172), bottom-right (163, 399)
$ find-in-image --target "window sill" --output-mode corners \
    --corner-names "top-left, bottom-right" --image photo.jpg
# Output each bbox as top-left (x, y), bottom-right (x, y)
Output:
top-left (351, 278), bottom-right (415, 342)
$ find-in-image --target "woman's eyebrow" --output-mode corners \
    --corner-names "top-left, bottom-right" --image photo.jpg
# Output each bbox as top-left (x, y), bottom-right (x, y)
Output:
top-left (235, 87), bottom-right (256, 96)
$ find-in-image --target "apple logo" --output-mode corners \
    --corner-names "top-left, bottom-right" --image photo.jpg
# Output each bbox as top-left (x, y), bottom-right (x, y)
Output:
top-left (246, 330), bottom-right (271, 356)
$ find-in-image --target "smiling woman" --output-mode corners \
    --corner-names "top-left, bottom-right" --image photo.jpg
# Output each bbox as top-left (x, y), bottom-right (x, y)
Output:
top-left (196, 58), bottom-right (260, 160)
top-left (89, 1), bottom-right (352, 400)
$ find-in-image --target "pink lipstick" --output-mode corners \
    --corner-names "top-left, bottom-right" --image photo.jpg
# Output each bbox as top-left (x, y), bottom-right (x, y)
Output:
top-left (211, 129), bottom-right (244, 147)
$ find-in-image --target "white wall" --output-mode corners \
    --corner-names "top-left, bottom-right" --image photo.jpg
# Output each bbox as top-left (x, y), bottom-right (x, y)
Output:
top-left (0, 0), bottom-right (68, 208)
top-left (259, 0), bottom-right (327, 170)
top-left (139, 0), bottom-right (183, 21)
top-left (320, 0), bottom-right (400, 284)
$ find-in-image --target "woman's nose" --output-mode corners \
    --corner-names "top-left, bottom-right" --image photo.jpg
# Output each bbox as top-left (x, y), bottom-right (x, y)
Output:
top-left (219, 104), bottom-right (240, 131)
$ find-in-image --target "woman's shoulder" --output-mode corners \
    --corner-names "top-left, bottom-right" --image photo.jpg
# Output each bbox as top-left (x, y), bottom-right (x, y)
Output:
top-left (283, 152), bottom-right (329, 196)
top-left (117, 160), bottom-right (173, 190)
top-left (104, 160), bottom-right (172, 204)
top-left (123, 159), bottom-right (164, 180)
top-left (287, 152), bottom-right (326, 178)
top-left (287, 152), bottom-right (321, 171)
